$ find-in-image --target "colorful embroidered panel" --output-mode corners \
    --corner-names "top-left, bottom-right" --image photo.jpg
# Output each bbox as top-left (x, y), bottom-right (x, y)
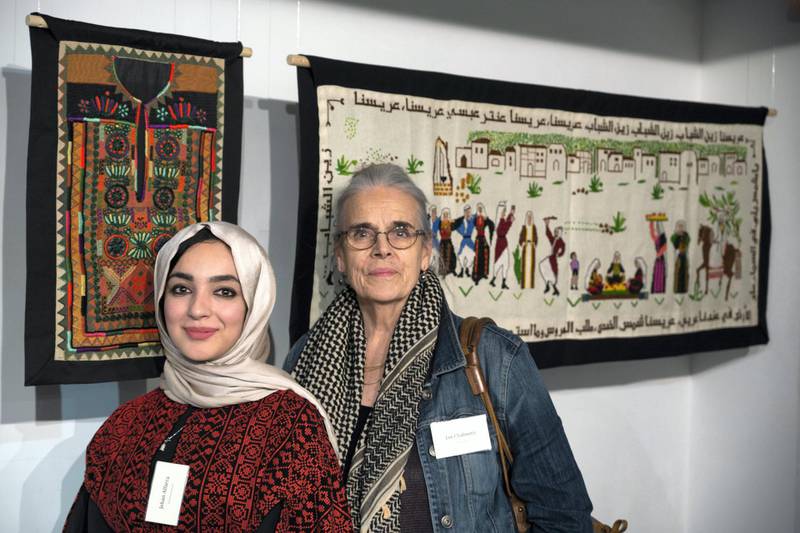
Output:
top-left (291, 56), bottom-right (770, 368)
top-left (26, 14), bottom-right (243, 384)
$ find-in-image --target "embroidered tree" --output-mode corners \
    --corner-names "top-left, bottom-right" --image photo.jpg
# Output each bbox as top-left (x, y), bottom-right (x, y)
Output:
top-left (406, 155), bottom-right (424, 174)
top-left (651, 182), bottom-right (664, 200)
top-left (610, 211), bottom-right (627, 233)
top-left (589, 175), bottom-right (603, 193)
top-left (527, 181), bottom-right (543, 198)
top-left (699, 191), bottom-right (742, 244)
top-left (336, 155), bottom-right (357, 176)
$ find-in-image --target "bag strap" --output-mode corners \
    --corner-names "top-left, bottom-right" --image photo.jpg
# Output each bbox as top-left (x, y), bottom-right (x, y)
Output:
top-left (592, 518), bottom-right (629, 533)
top-left (459, 316), bottom-right (530, 533)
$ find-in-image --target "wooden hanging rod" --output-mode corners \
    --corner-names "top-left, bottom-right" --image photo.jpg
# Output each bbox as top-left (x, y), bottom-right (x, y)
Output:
top-left (285, 54), bottom-right (777, 117)
top-left (287, 54), bottom-right (311, 68)
top-left (25, 14), bottom-right (253, 58)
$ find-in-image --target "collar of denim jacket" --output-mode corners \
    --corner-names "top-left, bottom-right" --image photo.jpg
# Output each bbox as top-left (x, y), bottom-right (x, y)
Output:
top-left (427, 300), bottom-right (468, 380)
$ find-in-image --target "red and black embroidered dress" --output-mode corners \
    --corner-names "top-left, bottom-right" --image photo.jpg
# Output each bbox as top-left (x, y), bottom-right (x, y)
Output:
top-left (64, 389), bottom-right (351, 532)
top-left (470, 215), bottom-right (495, 284)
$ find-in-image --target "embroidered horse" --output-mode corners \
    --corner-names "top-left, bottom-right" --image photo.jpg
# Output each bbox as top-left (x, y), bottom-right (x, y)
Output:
top-left (695, 224), bottom-right (741, 300)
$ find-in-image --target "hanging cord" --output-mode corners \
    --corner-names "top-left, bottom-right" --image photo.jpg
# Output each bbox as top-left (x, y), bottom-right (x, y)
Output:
top-left (210, 0), bottom-right (214, 41)
top-left (770, 50), bottom-right (776, 111)
top-left (236, 0), bottom-right (241, 42)
top-left (296, 0), bottom-right (302, 51)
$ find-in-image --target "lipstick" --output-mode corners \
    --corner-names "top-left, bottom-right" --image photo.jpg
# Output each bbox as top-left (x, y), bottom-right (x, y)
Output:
top-left (184, 327), bottom-right (217, 340)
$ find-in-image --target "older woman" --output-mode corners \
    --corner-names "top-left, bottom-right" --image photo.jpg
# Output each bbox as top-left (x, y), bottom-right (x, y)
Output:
top-left (65, 222), bottom-right (351, 532)
top-left (285, 164), bottom-right (592, 532)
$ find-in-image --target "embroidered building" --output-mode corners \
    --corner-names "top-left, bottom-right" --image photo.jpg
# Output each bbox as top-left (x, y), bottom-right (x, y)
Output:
top-left (432, 136), bottom-right (454, 195)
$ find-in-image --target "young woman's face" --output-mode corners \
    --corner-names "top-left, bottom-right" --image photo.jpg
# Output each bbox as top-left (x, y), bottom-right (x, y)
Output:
top-left (163, 241), bottom-right (247, 362)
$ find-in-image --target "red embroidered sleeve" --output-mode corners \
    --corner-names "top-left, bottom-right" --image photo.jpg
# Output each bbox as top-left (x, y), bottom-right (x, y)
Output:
top-left (275, 394), bottom-right (352, 532)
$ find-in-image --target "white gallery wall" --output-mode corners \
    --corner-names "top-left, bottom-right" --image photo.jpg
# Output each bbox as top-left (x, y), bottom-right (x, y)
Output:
top-left (0, 0), bottom-right (797, 531)
top-left (688, 2), bottom-right (800, 532)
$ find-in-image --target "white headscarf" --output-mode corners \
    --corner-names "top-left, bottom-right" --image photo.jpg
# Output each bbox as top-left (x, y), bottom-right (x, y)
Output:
top-left (155, 221), bottom-right (338, 456)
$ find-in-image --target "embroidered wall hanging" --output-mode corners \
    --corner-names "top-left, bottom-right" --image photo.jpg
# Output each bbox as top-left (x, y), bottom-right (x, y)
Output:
top-left (291, 56), bottom-right (770, 368)
top-left (25, 14), bottom-right (243, 384)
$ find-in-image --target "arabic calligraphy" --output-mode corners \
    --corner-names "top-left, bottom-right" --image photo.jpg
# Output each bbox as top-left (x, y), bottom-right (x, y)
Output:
top-left (312, 85), bottom-right (764, 344)
top-left (514, 307), bottom-right (752, 340)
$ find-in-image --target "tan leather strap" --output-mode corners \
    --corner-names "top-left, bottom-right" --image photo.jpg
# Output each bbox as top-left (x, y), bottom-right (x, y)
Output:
top-left (592, 518), bottom-right (629, 533)
top-left (460, 317), bottom-right (529, 533)
top-left (462, 319), bottom-right (627, 533)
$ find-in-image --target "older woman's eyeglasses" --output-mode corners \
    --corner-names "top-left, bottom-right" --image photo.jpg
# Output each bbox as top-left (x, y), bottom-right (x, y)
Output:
top-left (337, 226), bottom-right (426, 250)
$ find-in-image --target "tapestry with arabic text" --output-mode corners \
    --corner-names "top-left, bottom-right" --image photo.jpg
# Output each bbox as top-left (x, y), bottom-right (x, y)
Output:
top-left (291, 56), bottom-right (770, 368)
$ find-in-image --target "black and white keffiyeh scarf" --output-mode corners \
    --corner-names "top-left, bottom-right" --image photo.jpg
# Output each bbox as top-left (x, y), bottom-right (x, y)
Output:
top-left (291, 270), bottom-right (443, 532)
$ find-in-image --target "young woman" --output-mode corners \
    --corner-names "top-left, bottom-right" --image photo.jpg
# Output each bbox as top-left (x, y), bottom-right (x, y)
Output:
top-left (64, 222), bottom-right (351, 532)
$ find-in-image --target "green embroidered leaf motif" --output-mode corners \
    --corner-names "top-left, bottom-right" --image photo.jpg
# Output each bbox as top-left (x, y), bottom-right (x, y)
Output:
top-left (128, 232), bottom-right (153, 259)
top-left (406, 154), bottom-right (424, 174)
top-left (103, 212), bottom-right (131, 227)
top-left (151, 213), bottom-right (176, 227)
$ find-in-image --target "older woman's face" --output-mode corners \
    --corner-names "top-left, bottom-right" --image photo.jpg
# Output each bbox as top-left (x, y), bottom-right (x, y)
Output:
top-left (336, 186), bottom-right (431, 308)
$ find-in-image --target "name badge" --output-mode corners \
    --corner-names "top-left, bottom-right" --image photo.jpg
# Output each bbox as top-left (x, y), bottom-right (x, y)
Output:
top-left (145, 461), bottom-right (189, 526)
top-left (430, 414), bottom-right (492, 459)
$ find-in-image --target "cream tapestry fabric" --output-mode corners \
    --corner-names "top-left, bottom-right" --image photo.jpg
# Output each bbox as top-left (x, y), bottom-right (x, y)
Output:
top-left (292, 56), bottom-right (770, 367)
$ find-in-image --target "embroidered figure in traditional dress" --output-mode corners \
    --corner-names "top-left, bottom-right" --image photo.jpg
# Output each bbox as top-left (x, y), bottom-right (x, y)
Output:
top-left (491, 202), bottom-right (515, 289)
top-left (605, 251), bottom-right (626, 286)
top-left (518, 210), bottom-right (538, 289)
top-left (627, 257), bottom-right (647, 295)
top-left (429, 205), bottom-right (441, 275)
top-left (471, 203), bottom-right (495, 285)
top-left (569, 251), bottom-right (580, 291)
top-left (538, 217), bottom-right (565, 296)
top-left (453, 204), bottom-right (476, 278)
top-left (585, 258), bottom-right (604, 296)
top-left (671, 220), bottom-right (691, 293)
top-left (436, 208), bottom-right (458, 276)
top-left (649, 219), bottom-right (668, 293)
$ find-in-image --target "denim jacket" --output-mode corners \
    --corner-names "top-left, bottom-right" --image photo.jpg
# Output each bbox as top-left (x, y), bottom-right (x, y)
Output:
top-left (285, 301), bottom-right (593, 532)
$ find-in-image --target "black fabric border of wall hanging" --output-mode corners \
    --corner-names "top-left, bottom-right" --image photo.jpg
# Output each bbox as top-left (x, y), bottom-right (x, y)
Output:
top-left (25, 13), bottom-right (243, 385)
top-left (290, 55), bottom-right (769, 369)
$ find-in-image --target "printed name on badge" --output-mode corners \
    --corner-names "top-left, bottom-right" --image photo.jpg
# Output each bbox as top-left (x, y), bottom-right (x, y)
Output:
top-left (430, 414), bottom-right (492, 459)
top-left (145, 461), bottom-right (190, 526)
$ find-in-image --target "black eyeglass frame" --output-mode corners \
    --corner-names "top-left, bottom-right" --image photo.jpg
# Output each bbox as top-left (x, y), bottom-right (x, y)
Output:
top-left (335, 226), bottom-right (428, 250)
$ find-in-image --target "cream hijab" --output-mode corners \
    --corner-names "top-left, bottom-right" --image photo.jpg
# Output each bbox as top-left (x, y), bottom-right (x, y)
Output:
top-left (155, 221), bottom-right (338, 456)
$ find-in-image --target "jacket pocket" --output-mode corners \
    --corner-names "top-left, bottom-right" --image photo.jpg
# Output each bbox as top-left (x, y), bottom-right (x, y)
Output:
top-left (447, 410), bottom-right (500, 497)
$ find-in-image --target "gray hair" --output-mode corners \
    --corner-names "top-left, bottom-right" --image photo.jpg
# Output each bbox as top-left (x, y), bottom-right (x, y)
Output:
top-left (334, 163), bottom-right (431, 238)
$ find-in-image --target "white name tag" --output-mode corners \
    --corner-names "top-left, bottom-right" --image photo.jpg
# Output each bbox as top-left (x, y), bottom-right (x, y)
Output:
top-left (145, 461), bottom-right (189, 526)
top-left (430, 414), bottom-right (492, 459)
